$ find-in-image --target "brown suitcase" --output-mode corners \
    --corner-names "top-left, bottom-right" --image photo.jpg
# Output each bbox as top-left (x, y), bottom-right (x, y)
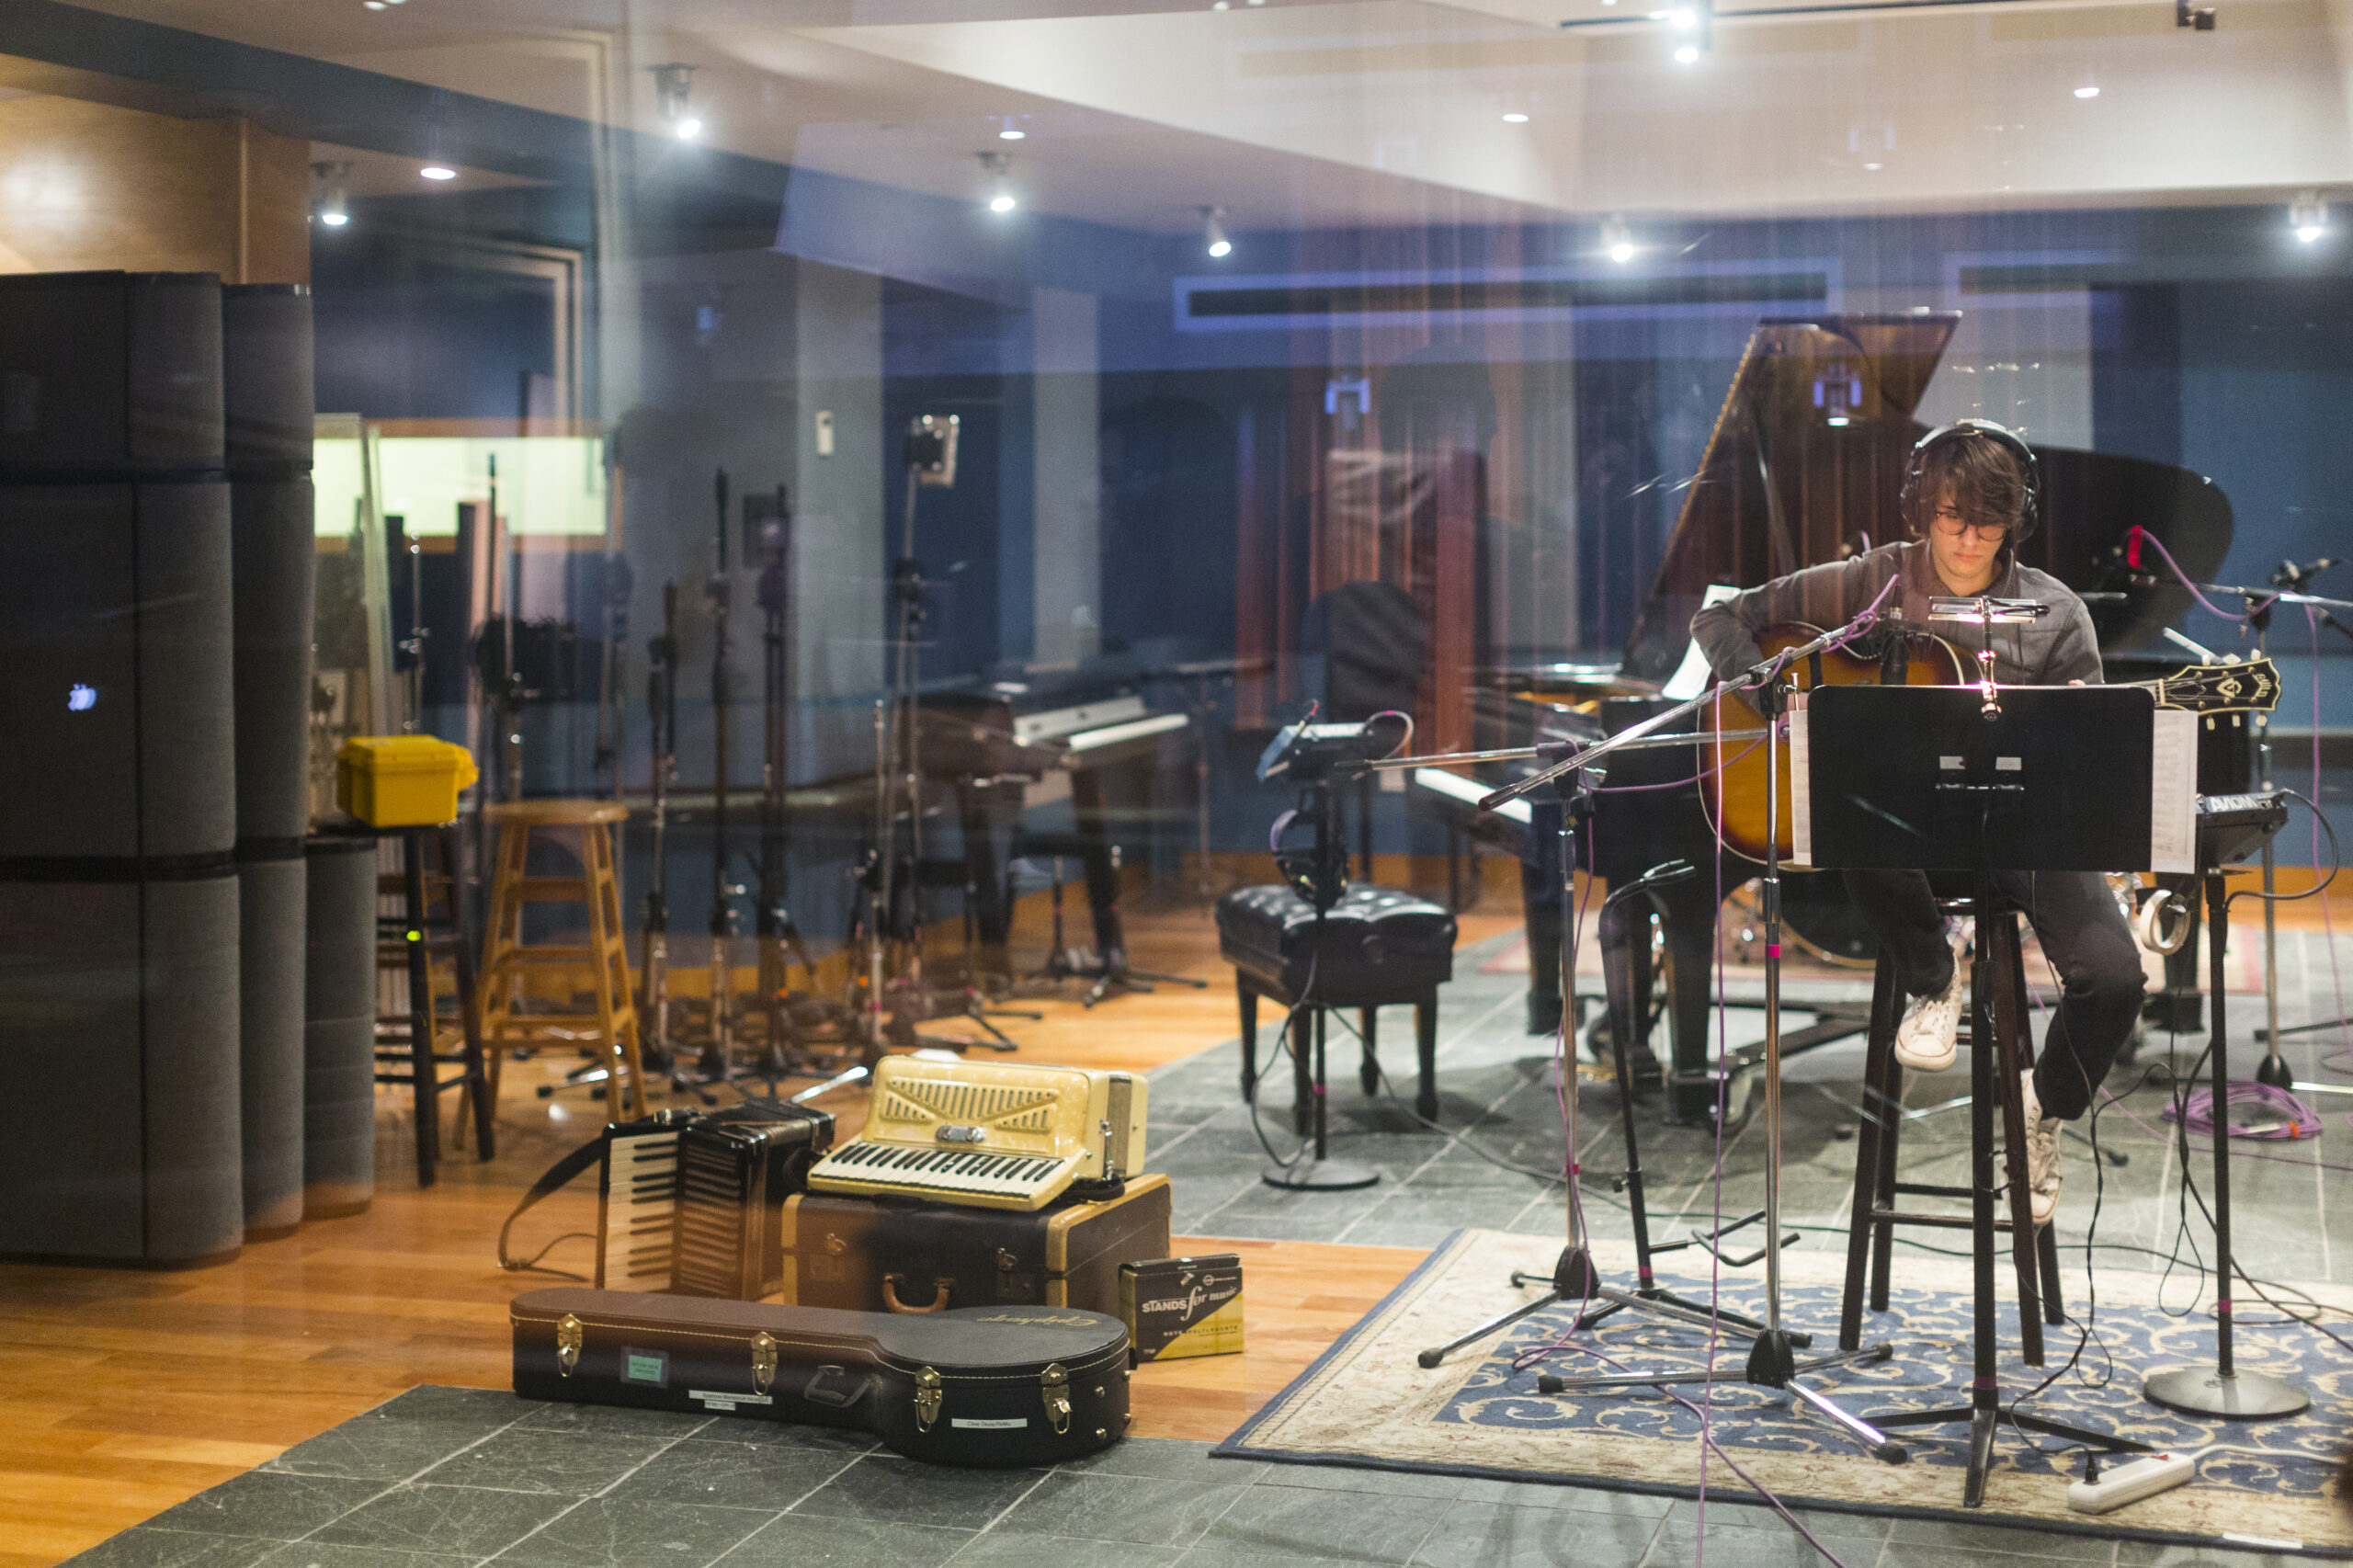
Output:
top-left (512, 1287), bottom-right (1131, 1467)
top-left (779, 1173), bottom-right (1172, 1317)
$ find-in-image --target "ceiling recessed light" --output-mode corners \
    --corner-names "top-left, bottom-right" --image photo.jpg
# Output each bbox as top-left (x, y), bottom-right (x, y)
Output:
top-left (1203, 206), bottom-right (1232, 257)
top-left (1673, 42), bottom-right (1699, 63)
top-left (1863, 161), bottom-right (1882, 171)
top-left (676, 117), bottom-right (702, 140)
top-left (420, 165), bottom-right (457, 180)
top-left (319, 210), bottom-right (349, 227)
top-left (999, 128), bottom-right (1025, 140)
top-left (1502, 111), bottom-right (1529, 123)
top-left (2074, 85), bottom-right (2099, 99)
top-left (989, 193), bottom-right (1017, 213)
top-left (2290, 192), bottom-right (2328, 243)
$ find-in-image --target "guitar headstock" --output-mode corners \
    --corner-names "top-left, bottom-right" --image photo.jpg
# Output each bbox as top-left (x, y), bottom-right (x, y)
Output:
top-left (2151, 656), bottom-right (2281, 715)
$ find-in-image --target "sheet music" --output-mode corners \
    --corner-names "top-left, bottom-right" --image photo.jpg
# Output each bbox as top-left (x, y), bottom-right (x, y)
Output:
top-left (2149, 708), bottom-right (2197, 875)
top-left (1661, 585), bottom-right (1743, 699)
top-left (1788, 707), bottom-right (1812, 869)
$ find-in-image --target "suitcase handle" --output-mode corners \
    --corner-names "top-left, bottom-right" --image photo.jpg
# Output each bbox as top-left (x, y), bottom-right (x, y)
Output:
top-left (882, 1274), bottom-right (950, 1314)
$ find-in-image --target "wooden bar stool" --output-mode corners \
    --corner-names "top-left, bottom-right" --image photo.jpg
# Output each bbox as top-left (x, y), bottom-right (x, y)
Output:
top-left (371, 824), bottom-right (495, 1187)
top-left (1839, 892), bottom-right (2065, 1364)
top-left (475, 800), bottom-right (646, 1119)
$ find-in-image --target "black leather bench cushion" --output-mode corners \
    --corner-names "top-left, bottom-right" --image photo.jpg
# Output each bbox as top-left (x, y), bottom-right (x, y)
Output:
top-left (1216, 883), bottom-right (1456, 1000)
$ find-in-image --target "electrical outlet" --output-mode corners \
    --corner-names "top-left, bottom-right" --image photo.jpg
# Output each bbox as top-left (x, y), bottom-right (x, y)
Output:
top-left (2066, 1451), bottom-right (2196, 1514)
top-left (814, 410), bottom-right (835, 458)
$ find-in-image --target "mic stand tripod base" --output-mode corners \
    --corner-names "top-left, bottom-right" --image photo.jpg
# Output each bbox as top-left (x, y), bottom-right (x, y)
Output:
top-left (1263, 1157), bottom-right (1380, 1193)
top-left (2142, 1367), bottom-right (2311, 1421)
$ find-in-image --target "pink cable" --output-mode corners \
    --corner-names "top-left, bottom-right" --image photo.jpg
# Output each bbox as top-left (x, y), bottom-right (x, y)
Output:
top-left (2307, 609), bottom-right (2352, 1058)
top-left (1593, 736), bottom-right (1765, 794)
top-left (2125, 525), bottom-right (2278, 623)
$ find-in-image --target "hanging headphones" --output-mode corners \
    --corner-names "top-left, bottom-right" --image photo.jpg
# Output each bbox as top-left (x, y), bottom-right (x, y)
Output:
top-left (1897, 418), bottom-right (2041, 545)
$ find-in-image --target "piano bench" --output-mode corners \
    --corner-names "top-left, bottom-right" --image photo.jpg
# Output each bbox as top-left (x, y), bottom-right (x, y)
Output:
top-left (1214, 884), bottom-right (1457, 1130)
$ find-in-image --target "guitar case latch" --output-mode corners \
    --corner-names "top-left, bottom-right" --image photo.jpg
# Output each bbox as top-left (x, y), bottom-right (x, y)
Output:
top-left (1041, 1362), bottom-right (1072, 1435)
top-left (556, 1314), bottom-right (583, 1378)
top-left (750, 1332), bottom-right (778, 1394)
top-left (914, 1366), bottom-right (944, 1432)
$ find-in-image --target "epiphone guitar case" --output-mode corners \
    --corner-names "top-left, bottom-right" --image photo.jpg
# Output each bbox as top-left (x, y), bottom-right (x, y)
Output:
top-left (511, 1287), bottom-right (1130, 1467)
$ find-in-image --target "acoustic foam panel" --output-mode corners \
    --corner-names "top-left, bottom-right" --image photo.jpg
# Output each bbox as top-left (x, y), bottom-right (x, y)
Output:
top-left (304, 835), bottom-right (378, 1220)
top-left (0, 271), bottom-right (223, 474)
top-left (221, 283), bottom-right (313, 478)
top-left (0, 482), bottom-right (235, 862)
top-left (0, 872), bottom-right (244, 1264)
top-left (239, 855), bottom-right (306, 1237)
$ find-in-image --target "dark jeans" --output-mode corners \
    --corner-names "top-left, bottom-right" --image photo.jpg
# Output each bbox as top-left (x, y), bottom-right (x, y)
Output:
top-left (1843, 869), bottom-right (2143, 1121)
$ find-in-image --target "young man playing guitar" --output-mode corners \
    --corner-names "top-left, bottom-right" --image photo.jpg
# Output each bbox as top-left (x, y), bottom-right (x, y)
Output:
top-left (1689, 419), bottom-right (2144, 1223)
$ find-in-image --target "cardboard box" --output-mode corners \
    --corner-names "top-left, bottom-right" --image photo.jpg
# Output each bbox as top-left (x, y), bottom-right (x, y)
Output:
top-left (1120, 1254), bottom-right (1243, 1362)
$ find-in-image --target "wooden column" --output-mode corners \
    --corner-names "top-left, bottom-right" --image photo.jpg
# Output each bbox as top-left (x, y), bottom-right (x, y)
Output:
top-left (0, 94), bottom-right (310, 283)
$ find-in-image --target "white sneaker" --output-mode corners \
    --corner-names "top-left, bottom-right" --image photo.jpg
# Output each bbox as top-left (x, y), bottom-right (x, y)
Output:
top-left (2018, 1068), bottom-right (2061, 1227)
top-left (1893, 925), bottom-right (1970, 1073)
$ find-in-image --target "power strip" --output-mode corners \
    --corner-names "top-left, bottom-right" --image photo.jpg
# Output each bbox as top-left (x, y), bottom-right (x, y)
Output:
top-left (2066, 1451), bottom-right (2198, 1515)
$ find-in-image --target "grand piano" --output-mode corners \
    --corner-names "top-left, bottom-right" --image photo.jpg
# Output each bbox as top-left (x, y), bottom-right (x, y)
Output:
top-left (1418, 312), bottom-right (2235, 1125)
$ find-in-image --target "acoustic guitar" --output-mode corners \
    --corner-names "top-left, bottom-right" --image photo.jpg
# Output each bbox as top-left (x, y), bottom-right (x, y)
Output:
top-left (1707, 622), bottom-right (2281, 864)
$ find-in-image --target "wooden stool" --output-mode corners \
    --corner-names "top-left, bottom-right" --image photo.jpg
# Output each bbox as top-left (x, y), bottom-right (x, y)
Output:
top-left (372, 825), bottom-right (495, 1187)
top-left (475, 800), bottom-right (646, 1119)
top-left (1839, 892), bottom-right (2064, 1364)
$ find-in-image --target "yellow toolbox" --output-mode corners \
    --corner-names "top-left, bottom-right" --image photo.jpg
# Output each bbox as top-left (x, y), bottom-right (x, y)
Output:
top-left (336, 736), bottom-right (479, 827)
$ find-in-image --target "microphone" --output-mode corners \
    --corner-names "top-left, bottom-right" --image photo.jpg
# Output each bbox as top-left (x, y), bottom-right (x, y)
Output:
top-left (2272, 556), bottom-right (2339, 590)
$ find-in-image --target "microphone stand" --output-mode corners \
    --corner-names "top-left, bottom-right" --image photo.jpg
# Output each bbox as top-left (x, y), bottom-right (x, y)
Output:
top-left (2222, 566), bottom-right (2353, 1076)
top-left (703, 470), bottom-right (738, 1078)
top-left (1410, 616), bottom-right (1901, 1465)
top-left (640, 582), bottom-right (679, 1074)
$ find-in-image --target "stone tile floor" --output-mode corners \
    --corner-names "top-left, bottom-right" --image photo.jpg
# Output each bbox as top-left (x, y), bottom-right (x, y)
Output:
top-left (64, 1389), bottom-right (2280, 1568)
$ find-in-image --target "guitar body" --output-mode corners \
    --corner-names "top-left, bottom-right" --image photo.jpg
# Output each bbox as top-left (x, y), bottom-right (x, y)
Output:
top-left (1705, 627), bottom-right (2279, 864)
top-left (1710, 623), bottom-right (1967, 864)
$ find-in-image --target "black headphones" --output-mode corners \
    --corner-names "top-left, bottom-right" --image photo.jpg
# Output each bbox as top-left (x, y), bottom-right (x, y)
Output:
top-left (1897, 418), bottom-right (2041, 545)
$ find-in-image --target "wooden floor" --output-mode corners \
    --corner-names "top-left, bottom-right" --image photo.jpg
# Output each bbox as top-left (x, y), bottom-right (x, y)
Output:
top-left (0, 870), bottom-right (1519, 1568)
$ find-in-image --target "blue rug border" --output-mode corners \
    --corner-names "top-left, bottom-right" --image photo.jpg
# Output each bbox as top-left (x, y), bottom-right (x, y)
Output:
top-left (1208, 1229), bottom-right (2353, 1561)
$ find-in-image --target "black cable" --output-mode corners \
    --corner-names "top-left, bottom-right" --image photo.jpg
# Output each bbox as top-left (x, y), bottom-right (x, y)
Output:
top-left (497, 1229), bottom-right (596, 1280)
top-left (2221, 790), bottom-right (2340, 912)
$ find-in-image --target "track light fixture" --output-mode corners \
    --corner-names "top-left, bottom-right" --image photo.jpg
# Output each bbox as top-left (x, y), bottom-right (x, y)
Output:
top-left (981, 152), bottom-right (1017, 214)
top-left (312, 161), bottom-right (351, 227)
top-left (653, 63), bottom-right (701, 139)
top-left (1202, 206), bottom-right (1232, 258)
top-left (2290, 192), bottom-right (2328, 244)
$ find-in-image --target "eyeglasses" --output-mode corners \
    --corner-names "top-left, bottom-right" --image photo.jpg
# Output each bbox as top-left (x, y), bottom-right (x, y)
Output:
top-left (1929, 508), bottom-right (2010, 543)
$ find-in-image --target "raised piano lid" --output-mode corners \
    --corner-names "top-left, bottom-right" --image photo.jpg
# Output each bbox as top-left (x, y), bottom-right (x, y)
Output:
top-left (1617, 312), bottom-right (2235, 687)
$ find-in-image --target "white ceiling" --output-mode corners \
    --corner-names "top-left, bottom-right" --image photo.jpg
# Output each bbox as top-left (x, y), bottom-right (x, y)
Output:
top-left (54, 0), bottom-right (2353, 233)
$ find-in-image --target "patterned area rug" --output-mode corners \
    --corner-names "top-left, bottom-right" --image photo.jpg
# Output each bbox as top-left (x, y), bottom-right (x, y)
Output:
top-left (1218, 1229), bottom-right (2353, 1558)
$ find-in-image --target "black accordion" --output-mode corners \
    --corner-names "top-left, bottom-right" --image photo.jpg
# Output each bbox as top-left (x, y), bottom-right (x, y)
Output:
top-left (594, 1104), bottom-right (834, 1300)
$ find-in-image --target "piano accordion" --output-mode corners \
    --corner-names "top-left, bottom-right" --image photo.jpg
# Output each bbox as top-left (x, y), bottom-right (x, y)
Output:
top-left (805, 1057), bottom-right (1147, 1212)
top-left (594, 1103), bottom-right (835, 1300)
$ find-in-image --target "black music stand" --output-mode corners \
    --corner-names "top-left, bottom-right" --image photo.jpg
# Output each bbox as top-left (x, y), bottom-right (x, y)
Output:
top-left (1807, 683), bottom-right (2158, 1506)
